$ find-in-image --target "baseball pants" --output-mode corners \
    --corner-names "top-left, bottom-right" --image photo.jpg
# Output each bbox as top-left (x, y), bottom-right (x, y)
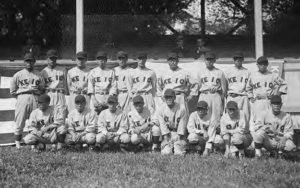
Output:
top-left (187, 133), bottom-right (224, 150)
top-left (199, 93), bottom-right (223, 122)
top-left (65, 132), bottom-right (96, 145)
top-left (68, 93), bottom-right (91, 112)
top-left (131, 125), bottom-right (161, 145)
top-left (47, 91), bottom-right (66, 108)
top-left (14, 94), bottom-right (38, 136)
top-left (227, 95), bottom-right (250, 121)
top-left (24, 126), bottom-right (66, 145)
top-left (96, 132), bottom-right (131, 145)
top-left (131, 93), bottom-right (156, 115)
top-left (250, 98), bottom-right (270, 123)
top-left (222, 133), bottom-right (252, 153)
top-left (161, 131), bottom-right (187, 155)
top-left (118, 92), bottom-right (131, 113)
top-left (252, 129), bottom-right (296, 152)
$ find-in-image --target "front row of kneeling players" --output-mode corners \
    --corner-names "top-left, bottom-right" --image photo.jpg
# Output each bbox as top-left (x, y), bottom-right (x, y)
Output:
top-left (24, 88), bottom-right (296, 158)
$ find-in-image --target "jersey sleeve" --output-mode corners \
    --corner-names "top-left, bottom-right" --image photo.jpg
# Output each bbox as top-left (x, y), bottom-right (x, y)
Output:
top-left (87, 70), bottom-right (95, 95)
top-left (85, 111), bottom-right (97, 133)
top-left (283, 114), bottom-right (294, 140)
top-left (233, 112), bottom-right (247, 134)
top-left (177, 107), bottom-right (188, 136)
top-left (156, 75), bottom-right (164, 97)
top-left (67, 112), bottom-right (76, 132)
top-left (10, 74), bottom-right (18, 96)
top-left (187, 113), bottom-right (200, 134)
top-left (157, 109), bottom-right (170, 136)
top-left (220, 71), bottom-right (228, 98)
top-left (109, 70), bottom-right (117, 95)
top-left (63, 68), bottom-right (69, 95)
top-left (246, 76), bottom-right (254, 99)
top-left (151, 71), bottom-right (157, 96)
top-left (97, 111), bottom-right (108, 134)
top-left (220, 114), bottom-right (228, 136)
top-left (66, 71), bottom-right (73, 94)
top-left (116, 113), bottom-right (129, 135)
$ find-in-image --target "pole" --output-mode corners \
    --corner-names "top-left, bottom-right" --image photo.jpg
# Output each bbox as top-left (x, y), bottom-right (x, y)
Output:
top-left (76, 0), bottom-right (84, 52)
top-left (200, 0), bottom-right (206, 37)
top-left (254, 0), bottom-right (263, 58)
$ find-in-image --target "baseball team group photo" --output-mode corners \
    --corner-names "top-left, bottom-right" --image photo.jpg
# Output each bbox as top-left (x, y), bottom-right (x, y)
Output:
top-left (1, 0), bottom-right (300, 187)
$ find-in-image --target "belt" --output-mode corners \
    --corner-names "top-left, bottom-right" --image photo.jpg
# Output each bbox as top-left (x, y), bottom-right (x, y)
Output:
top-left (118, 90), bottom-right (128, 93)
top-left (47, 89), bottom-right (65, 94)
top-left (255, 96), bottom-right (271, 100)
top-left (174, 91), bottom-right (184, 95)
top-left (72, 90), bottom-right (88, 95)
top-left (229, 93), bottom-right (244, 98)
top-left (133, 91), bottom-right (151, 95)
top-left (95, 91), bottom-right (109, 95)
top-left (18, 91), bottom-right (39, 95)
top-left (201, 90), bottom-right (220, 95)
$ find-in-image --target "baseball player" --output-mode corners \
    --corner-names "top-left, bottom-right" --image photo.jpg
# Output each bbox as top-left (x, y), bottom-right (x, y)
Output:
top-left (128, 95), bottom-right (161, 152)
top-left (252, 95), bottom-right (296, 158)
top-left (67, 51), bottom-right (91, 112)
top-left (225, 52), bottom-right (251, 121)
top-left (65, 95), bottom-right (97, 148)
top-left (88, 51), bottom-right (116, 114)
top-left (187, 101), bottom-right (224, 156)
top-left (114, 51), bottom-right (131, 113)
top-left (195, 52), bottom-right (227, 123)
top-left (154, 89), bottom-right (188, 155)
top-left (127, 52), bottom-right (157, 114)
top-left (157, 52), bottom-right (196, 113)
top-left (246, 56), bottom-right (287, 125)
top-left (10, 52), bottom-right (45, 149)
top-left (23, 94), bottom-right (67, 152)
top-left (220, 101), bottom-right (252, 159)
top-left (96, 95), bottom-right (131, 152)
top-left (40, 49), bottom-right (68, 108)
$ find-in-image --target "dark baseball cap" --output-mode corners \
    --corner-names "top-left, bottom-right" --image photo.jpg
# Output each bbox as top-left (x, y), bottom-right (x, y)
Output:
top-left (233, 52), bottom-right (244, 58)
top-left (133, 95), bottom-right (144, 104)
top-left (197, 101), bottom-right (208, 109)
top-left (46, 49), bottom-right (58, 58)
top-left (205, 52), bottom-right (216, 59)
top-left (75, 95), bottom-right (86, 104)
top-left (24, 52), bottom-right (35, 61)
top-left (107, 95), bottom-right (118, 104)
top-left (137, 53), bottom-right (147, 59)
top-left (117, 51), bottom-right (128, 58)
top-left (96, 51), bottom-right (107, 59)
top-left (270, 95), bottom-right (282, 104)
top-left (76, 51), bottom-right (88, 59)
top-left (226, 101), bottom-right (238, 109)
top-left (37, 94), bottom-right (50, 103)
top-left (257, 56), bottom-right (268, 64)
top-left (167, 52), bottom-right (178, 60)
top-left (164, 89), bottom-right (176, 97)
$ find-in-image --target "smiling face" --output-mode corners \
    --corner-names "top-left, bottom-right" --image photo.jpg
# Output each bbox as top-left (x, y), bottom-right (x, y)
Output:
top-left (164, 95), bottom-right (176, 107)
top-left (168, 58), bottom-right (179, 70)
top-left (197, 107), bottom-right (208, 118)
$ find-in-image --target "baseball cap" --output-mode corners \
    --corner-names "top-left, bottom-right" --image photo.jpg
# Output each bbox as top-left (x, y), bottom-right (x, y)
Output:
top-left (133, 95), bottom-right (144, 104)
top-left (270, 95), bottom-right (282, 104)
top-left (257, 56), bottom-right (268, 64)
top-left (46, 49), bottom-right (58, 58)
top-left (137, 52), bottom-right (147, 59)
top-left (75, 95), bottom-right (86, 104)
top-left (164, 89), bottom-right (176, 97)
top-left (226, 101), bottom-right (238, 109)
top-left (167, 52), bottom-right (178, 60)
top-left (107, 95), bottom-right (118, 104)
top-left (76, 51), bottom-right (88, 59)
top-left (233, 52), bottom-right (244, 58)
top-left (96, 51), bottom-right (107, 59)
top-left (205, 52), bottom-right (216, 59)
top-left (24, 52), bottom-right (35, 61)
top-left (117, 51), bottom-right (128, 58)
top-left (197, 101), bottom-right (208, 109)
top-left (37, 94), bottom-right (50, 103)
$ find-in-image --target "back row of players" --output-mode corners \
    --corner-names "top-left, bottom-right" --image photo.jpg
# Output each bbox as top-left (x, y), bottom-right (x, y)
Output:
top-left (10, 50), bottom-right (296, 158)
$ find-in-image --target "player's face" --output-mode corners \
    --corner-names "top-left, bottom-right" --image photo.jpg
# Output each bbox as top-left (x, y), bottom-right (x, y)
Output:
top-left (77, 57), bottom-right (87, 69)
top-left (168, 58), bottom-right (179, 70)
top-left (205, 58), bottom-right (216, 70)
top-left (197, 108), bottom-right (207, 118)
top-left (97, 57), bottom-right (107, 69)
top-left (257, 63), bottom-right (268, 73)
top-left (24, 60), bottom-right (35, 71)
top-left (138, 58), bottom-right (146, 68)
top-left (164, 95), bottom-right (176, 106)
top-left (134, 102), bottom-right (144, 113)
top-left (108, 102), bottom-right (118, 112)
top-left (38, 101), bottom-right (50, 111)
top-left (118, 57), bottom-right (127, 68)
top-left (271, 103), bottom-right (282, 114)
top-left (234, 57), bottom-right (243, 68)
top-left (227, 108), bottom-right (237, 118)
top-left (47, 57), bottom-right (57, 68)
top-left (75, 102), bottom-right (86, 113)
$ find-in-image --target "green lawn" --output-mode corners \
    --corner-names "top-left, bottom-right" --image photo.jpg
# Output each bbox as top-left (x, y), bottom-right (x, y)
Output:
top-left (1, 147), bottom-right (300, 188)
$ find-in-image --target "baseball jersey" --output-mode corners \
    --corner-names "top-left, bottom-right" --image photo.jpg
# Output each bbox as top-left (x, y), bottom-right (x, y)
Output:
top-left (10, 69), bottom-right (45, 96)
top-left (196, 67), bottom-right (227, 96)
top-left (128, 67), bottom-right (157, 95)
top-left (97, 108), bottom-right (129, 135)
top-left (246, 71), bottom-right (287, 99)
top-left (67, 108), bottom-right (97, 133)
top-left (225, 66), bottom-right (250, 95)
top-left (157, 67), bottom-right (194, 97)
top-left (254, 110), bottom-right (294, 139)
top-left (114, 66), bottom-right (131, 93)
top-left (155, 102), bottom-right (188, 136)
top-left (128, 107), bottom-right (152, 134)
top-left (40, 66), bottom-right (68, 93)
top-left (87, 67), bottom-right (116, 95)
top-left (67, 66), bottom-right (90, 94)
top-left (220, 110), bottom-right (249, 136)
top-left (27, 106), bottom-right (65, 132)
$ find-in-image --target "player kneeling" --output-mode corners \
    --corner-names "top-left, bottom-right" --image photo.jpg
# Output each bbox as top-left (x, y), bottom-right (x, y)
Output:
top-left (24, 94), bottom-right (67, 152)
top-left (128, 95), bottom-right (160, 152)
top-left (220, 101), bottom-right (252, 159)
top-left (96, 96), bottom-right (131, 152)
top-left (187, 101), bottom-right (224, 156)
top-left (65, 95), bottom-right (97, 150)
top-left (252, 95), bottom-right (296, 158)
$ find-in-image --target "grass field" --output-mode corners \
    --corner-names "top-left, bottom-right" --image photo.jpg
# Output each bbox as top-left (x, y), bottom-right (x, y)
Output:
top-left (1, 147), bottom-right (300, 188)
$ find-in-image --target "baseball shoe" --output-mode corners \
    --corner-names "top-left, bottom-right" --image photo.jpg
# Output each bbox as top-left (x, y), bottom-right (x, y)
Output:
top-left (202, 148), bottom-right (211, 157)
top-left (50, 144), bottom-right (57, 152)
top-left (151, 144), bottom-right (160, 152)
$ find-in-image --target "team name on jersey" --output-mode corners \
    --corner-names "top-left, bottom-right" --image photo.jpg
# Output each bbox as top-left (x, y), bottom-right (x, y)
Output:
top-left (163, 78), bottom-right (186, 85)
top-left (228, 77), bottom-right (248, 84)
top-left (71, 76), bottom-right (86, 82)
top-left (133, 77), bottom-right (152, 83)
top-left (93, 77), bottom-right (112, 83)
top-left (252, 81), bottom-right (274, 89)
top-left (19, 79), bottom-right (41, 86)
top-left (45, 75), bottom-right (64, 83)
top-left (115, 76), bottom-right (126, 82)
top-left (201, 77), bottom-right (220, 84)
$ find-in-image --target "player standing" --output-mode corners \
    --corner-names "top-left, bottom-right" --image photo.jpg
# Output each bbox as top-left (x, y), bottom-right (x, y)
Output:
top-left (67, 51), bottom-right (91, 112)
top-left (10, 52), bottom-right (45, 149)
top-left (127, 52), bottom-right (156, 114)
